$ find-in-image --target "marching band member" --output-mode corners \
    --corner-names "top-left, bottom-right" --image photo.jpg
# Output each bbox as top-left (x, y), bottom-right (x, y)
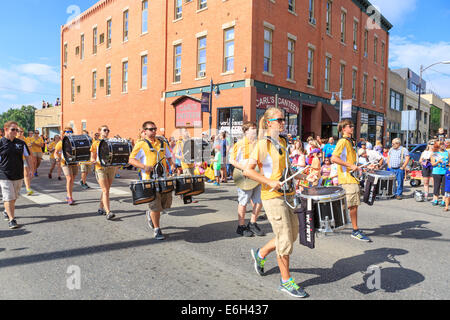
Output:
top-left (79, 130), bottom-right (93, 190)
top-left (90, 125), bottom-right (117, 220)
top-left (244, 107), bottom-right (308, 298)
top-left (128, 121), bottom-right (175, 241)
top-left (17, 128), bottom-right (34, 194)
top-left (47, 135), bottom-right (62, 180)
top-left (55, 127), bottom-right (79, 205)
top-left (331, 119), bottom-right (371, 242)
top-left (228, 121), bottom-right (264, 237)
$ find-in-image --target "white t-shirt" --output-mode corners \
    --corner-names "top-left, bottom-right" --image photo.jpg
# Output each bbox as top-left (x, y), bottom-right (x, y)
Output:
top-left (367, 149), bottom-right (382, 163)
top-left (421, 150), bottom-right (432, 160)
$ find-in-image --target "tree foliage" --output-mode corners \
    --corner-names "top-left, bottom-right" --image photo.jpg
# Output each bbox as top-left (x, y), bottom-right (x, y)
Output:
top-left (0, 105), bottom-right (36, 131)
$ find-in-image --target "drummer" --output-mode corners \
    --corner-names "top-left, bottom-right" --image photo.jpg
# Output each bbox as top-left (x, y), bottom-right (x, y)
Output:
top-left (54, 127), bottom-right (79, 205)
top-left (174, 129), bottom-right (198, 203)
top-left (244, 107), bottom-right (308, 298)
top-left (331, 119), bottom-right (371, 242)
top-left (128, 121), bottom-right (175, 241)
top-left (90, 125), bottom-right (117, 220)
top-left (79, 130), bottom-right (93, 190)
top-left (228, 121), bottom-right (264, 237)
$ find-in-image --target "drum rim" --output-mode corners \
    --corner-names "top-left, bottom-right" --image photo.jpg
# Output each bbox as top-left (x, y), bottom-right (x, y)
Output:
top-left (297, 187), bottom-right (346, 201)
top-left (368, 170), bottom-right (396, 178)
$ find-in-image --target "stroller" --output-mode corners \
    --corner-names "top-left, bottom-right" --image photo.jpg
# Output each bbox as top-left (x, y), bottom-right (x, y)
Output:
top-left (407, 160), bottom-right (423, 187)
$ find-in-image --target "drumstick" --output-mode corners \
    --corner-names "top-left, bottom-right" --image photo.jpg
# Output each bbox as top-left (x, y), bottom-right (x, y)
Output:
top-left (269, 166), bottom-right (310, 192)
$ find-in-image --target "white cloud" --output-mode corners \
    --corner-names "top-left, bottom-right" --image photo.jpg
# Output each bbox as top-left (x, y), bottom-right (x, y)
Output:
top-left (389, 35), bottom-right (450, 98)
top-left (370, 0), bottom-right (417, 26)
top-left (14, 63), bottom-right (59, 83)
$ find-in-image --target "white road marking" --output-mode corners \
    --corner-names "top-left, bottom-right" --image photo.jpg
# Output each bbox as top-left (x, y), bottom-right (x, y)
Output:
top-left (20, 189), bottom-right (63, 205)
top-left (87, 183), bottom-right (130, 196)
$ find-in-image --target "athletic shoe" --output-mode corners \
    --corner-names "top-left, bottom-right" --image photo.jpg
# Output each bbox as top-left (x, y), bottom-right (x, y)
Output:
top-left (67, 198), bottom-right (75, 205)
top-left (8, 219), bottom-right (19, 230)
top-left (237, 225), bottom-right (254, 237)
top-left (48, 173), bottom-right (52, 179)
top-left (440, 201), bottom-right (446, 207)
top-left (257, 214), bottom-right (267, 221)
top-left (115, 174), bottom-right (121, 178)
top-left (26, 189), bottom-right (34, 196)
top-left (97, 208), bottom-right (106, 216)
top-left (154, 228), bottom-right (165, 241)
top-left (351, 230), bottom-right (372, 242)
top-left (106, 212), bottom-right (116, 221)
top-left (213, 182), bottom-right (220, 186)
top-left (84, 183), bottom-right (91, 189)
top-left (248, 222), bottom-right (265, 236)
top-left (432, 200), bottom-right (439, 206)
top-left (34, 172), bottom-right (38, 177)
top-left (279, 278), bottom-right (308, 298)
top-left (251, 248), bottom-right (266, 276)
top-left (3, 211), bottom-right (9, 221)
top-left (396, 195), bottom-right (402, 200)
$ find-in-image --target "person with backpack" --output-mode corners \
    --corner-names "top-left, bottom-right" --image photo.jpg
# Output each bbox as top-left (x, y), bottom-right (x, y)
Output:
top-left (387, 138), bottom-right (410, 200)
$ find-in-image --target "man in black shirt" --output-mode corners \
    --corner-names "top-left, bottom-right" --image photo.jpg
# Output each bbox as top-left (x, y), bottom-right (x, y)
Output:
top-left (0, 121), bottom-right (32, 229)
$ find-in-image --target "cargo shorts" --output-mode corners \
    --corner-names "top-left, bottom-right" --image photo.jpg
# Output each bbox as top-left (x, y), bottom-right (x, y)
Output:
top-left (237, 185), bottom-right (262, 206)
top-left (341, 183), bottom-right (361, 208)
top-left (95, 167), bottom-right (117, 181)
top-left (262, 196), bottom-right (299, 257)
top-left (148, 192), bottom-right (173, 213)
top-left (0, 179), bottom-right (23, 202)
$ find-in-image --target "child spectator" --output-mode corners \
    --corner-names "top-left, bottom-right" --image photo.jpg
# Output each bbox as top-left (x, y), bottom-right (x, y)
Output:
top-left (211, 144), bottom-right (222, 186)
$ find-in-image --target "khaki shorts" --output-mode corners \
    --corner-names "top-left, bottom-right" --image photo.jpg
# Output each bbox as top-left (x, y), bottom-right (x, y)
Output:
top-left (262, 196), bottom-right (299, 257)
top-left (80, 163), bottom-right (92, 174)
top-left (148, 192), bottom-right (173, 213)
top-left (183, 168), bottom-right (195, 176)
top-left (32, 152), bottom-right (43, 159)
top-left (95, 167), bottom-right (117, 181)
top-left (0, 179), bottom-right (23, 202)
top-left (62, 165), bottom-right (79, 177)
top-left (341, 183), bottom-right (361, 208)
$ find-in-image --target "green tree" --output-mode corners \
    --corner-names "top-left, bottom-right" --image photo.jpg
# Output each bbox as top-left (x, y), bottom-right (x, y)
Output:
top-left (0, 105), bottom-right (36, 132)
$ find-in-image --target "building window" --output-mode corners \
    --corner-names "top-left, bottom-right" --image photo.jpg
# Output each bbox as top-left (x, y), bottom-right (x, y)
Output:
top-left (340, 10), bottom-right (346, 43)
top-left (71, 79), bottom-right (75, 102)
top-left (263, 28), bottom-right (273, 73)
top-left (353, 20), bottom-right (358, 50)
top-left (123, 10), bottom-right (129, 42)
top-left (141, 55), bottom-right (148, 89)
top-left (364, 29), bottom-right (368, 57)
top-left (288, 0), bottom-right (295, 12)
top-left (197, 36), bottom-right (207, 78)
top-left (374, 37), bottom-right (378, 63)
top-left (309, 0), bottom-right (315, 24)
top-left (372, 78), bottom-right (377, 105)
top-left (107, 19), bottom-right (112, 48)
top-left (424, 112), bottom-right (427, 124)
top-left (326, 1), bottom-right (332, 35)
top-left (142, 0), bottom-right (148, 34)
top-left (381, 42), bottom-right (385, 67)
top-left (223, 27), bottom-right (234, 72)
top-left (363, 74), bottom-right (367, 103)
top-left (93, 27), bottom-right (98, 54)
top-left (92, 71), bottom-right (97, 98)
top-left (390, 90), bottom-right (403, 111)
top-left (324, 56), bottom-right (331, 92)
top-left (174, 44), bottom-right (182, 82)
top-left (80, 35), bottom-right (84, 60)
top-left (82, 121), bottom-right (87, 132)
top-left (380, 82), bottom-right (384, 108)
top-left (106, 66), bottom-right (111, 95)
top-left (339, 64), bottom-right (345, 92)
top-left (352, 69), bottom-right (357, 100)
top-left (307, 48), bottom-right (314, 86)
top-left (122, 61), bottom-right (128, 93)
top-left (175, 0), bottom-right (182, 19)
top-left (64, 44), bottom-right (68, 65)
top-left (287, 39), bottom-right (295, 80)
top-left (199, 0), bottom-right (207, 10)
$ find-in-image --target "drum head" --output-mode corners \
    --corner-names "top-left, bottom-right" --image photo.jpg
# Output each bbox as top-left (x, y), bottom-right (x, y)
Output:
top-left (62, 136), bottom-right (75, 163)
top-left (302, 187), bottom-right (342, 196)
top-left (99, 140), bottom-right (112, 166)
top-left (370, 170), bottom-right (395, 178)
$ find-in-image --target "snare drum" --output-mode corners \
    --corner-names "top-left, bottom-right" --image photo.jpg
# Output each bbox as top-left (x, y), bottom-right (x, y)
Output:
top-left (297, 187), bottom-right (350, 233)
top-left (174, 176), bottom-right (194, 196)
top-left (63, 135), bottom-right (92, 165)
top-left (130, 180), bottom-right (156, 205)
top-left (366, 170), bottom-right (396, 199)
top-left (98, 139), bottom-right (133, 167)
top-left (185, 175), bottom-right (205, 196)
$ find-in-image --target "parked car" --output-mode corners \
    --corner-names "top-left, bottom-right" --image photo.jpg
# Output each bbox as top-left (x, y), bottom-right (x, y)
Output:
top-left (407, 144), bottom-right (427, 162)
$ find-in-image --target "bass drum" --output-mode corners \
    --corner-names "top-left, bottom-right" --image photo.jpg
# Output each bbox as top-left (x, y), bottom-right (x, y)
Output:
top-left (63, 135), bottom-right (92, 165)
top-left (182, 139), bottom-right (212, 165)
top-left (98, 139), bottom-right (133, 167)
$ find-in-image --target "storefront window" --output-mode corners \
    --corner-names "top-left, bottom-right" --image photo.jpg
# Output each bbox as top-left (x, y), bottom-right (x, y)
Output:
top-left (218, 107), bottom-right (243, 140)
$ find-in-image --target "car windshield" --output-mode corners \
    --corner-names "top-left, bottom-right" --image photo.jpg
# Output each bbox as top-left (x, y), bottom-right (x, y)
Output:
top-left (407, 145), bottom-right (417, 152)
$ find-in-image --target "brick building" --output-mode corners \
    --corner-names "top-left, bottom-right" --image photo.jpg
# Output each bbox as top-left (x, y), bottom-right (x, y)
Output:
top-left (61, 0), bottom-right (392, 144)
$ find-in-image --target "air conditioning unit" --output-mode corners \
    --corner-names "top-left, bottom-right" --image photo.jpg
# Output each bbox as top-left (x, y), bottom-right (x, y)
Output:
top-left (199, 71), bottom-right (206, 78)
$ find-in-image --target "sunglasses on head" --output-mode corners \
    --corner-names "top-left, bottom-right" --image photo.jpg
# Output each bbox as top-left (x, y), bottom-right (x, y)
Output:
top-left (145, 127), bottom-right (157, 132)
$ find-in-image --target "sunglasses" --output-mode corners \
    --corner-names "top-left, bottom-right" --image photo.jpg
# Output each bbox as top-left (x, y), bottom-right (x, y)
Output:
top-left (10, 128), bottom-right (19, 132)
top-left (145, 127), bottom-right (157, 132)
top-left (268, 118), bottom-right (285, 123)
top-left (102, 129), bottom-right (110, 132)
top-left (65, 131), bottom-right (73, 134)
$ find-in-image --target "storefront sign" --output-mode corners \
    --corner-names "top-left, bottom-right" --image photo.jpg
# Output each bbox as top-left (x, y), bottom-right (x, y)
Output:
top-left (174, 97), bottom-right (202, 128)
top-left (341, 100), bottom-right (353, 119)
top-left (256, 93), bottom-right (300, 114)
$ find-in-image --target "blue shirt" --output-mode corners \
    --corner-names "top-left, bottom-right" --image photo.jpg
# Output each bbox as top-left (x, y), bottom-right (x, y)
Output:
top-left (432, 151), bottom-right (449, 175)
top-left (323, 143), bottom-right (336, 158)
top-left (445, 170), bottom-right (450, 193)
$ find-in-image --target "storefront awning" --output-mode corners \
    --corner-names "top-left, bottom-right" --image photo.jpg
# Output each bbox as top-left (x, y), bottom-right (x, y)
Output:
top-left (322, 104), bottom-right (340, 123)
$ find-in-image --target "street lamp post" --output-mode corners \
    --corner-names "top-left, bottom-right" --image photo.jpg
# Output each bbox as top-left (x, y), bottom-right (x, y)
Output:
top-left (330, 89), bottom-right (343, 122)
top-left (208, 79), bottom-right (221, 138)
top-left (416, 61), bottom-right (450, 143)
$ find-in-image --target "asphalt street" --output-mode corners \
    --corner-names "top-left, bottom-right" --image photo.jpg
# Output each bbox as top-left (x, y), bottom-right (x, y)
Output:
top-left (0, 159), bottom-right (449, 300)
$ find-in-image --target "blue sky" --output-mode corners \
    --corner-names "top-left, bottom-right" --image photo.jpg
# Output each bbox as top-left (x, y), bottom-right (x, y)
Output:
top-left (0, 0), bottom-right (449, 113)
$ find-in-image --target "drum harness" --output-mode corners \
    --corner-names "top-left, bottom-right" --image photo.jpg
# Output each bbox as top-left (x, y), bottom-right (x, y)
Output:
top-left (144, 138), bottom-right (167, 180)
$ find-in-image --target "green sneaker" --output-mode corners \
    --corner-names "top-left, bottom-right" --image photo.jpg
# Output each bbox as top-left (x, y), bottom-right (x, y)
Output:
top-left (279, 278), bottom-right (308, 298)
top-left (26, 189), bottom-right (34, 196)
top-left (251, 249), bottom-right (266, 276)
